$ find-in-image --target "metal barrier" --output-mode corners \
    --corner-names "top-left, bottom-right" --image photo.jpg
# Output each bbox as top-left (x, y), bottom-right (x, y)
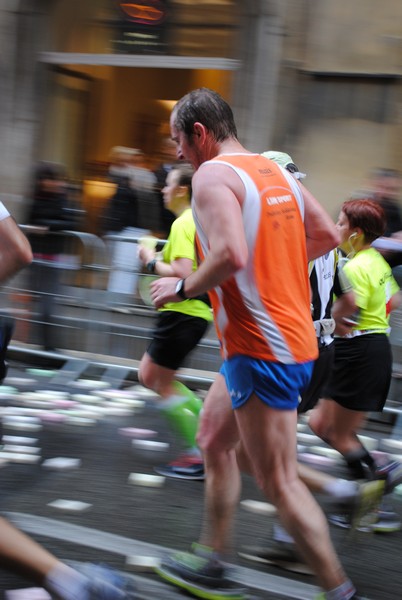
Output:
top-left (3, 227), bottom-right (110, 355)
top-left (1, 228), bottom-right (221, 373)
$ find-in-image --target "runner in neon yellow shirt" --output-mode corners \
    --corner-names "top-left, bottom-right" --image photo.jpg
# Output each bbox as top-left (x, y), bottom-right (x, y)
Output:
top-left (342, 246), bottom-right (398, 333)
top-left (138, 163), bottom-right (212, 480)
top-left (310, 198), bottom-right (402, 532)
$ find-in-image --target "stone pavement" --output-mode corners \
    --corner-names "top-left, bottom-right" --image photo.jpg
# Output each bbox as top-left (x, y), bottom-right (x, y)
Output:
top-left (0, 353), bottom-right (400, 599)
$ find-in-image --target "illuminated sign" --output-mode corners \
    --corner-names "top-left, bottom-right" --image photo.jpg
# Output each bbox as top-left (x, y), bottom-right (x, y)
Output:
top-left (117, 1), bottom-right (167, 25)
top-left (112, 0), bottom-right (169, 54)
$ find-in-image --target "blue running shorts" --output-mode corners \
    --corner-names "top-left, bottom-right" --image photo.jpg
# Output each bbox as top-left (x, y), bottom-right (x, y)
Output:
top-left (220, 355), bottom-right (314, 410)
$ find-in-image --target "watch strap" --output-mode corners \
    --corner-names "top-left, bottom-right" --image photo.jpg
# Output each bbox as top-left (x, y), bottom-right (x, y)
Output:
top-left (176, 278), bottom-right (187, 300)
top-left (146, 259), bottom-right (157, 273)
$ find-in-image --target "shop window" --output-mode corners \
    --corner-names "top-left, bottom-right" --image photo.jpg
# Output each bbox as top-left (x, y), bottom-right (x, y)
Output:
top-left (47, 0), bottom-right (240, 58)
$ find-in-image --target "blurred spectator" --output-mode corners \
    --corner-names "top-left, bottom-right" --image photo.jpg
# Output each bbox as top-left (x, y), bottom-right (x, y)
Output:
top-left (102, 173), bottom-right (138, 238)
top-left (153, 137), bottom-right (178, 238)
top-left (370, 168), bottom-right (402, 234)
top-left (103, 147), bottom-right (149, 304)
top-left (27, 161), bottom-right (77, 351)
top-left (130, 149), bottom-right (160, 233)
top-left (357, 168), bottom-right (402, 267)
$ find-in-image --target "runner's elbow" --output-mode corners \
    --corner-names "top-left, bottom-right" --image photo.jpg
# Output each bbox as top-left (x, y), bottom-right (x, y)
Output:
top-left (307, 230), bottom-right (340, 260)
top-left (229, 248), bottom-right (247, 272)
top-left (331, 229), bottom-right (341, 248)
top-left (319, 228), bottom-right (340, 251)
top-left (19, 241), bottom-right (33, 267)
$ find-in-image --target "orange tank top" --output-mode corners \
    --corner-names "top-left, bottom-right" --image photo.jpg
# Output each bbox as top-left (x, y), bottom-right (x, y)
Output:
top-left (194, 153), bottom-right (317, 364)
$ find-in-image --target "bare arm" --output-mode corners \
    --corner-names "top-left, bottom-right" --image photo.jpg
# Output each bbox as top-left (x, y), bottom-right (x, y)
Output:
top-left (138, 243), bottom-right (193, 278)
top-left (332, 290), bottom-right (358, 336)
top-left (153, 257), bottom-right (193, 278)
top-left (151, 165), bottom-right (247, 307)
top-left (0, 216), bottom-right (32, 283)
top-left (300, 182), bottom-right (340, 260)
top-left (184, 166), bottom-right (247, 294)
top-left (389, 291), bottom-right (402, 313)
top-left (331, 291), bottom-right (357, 323)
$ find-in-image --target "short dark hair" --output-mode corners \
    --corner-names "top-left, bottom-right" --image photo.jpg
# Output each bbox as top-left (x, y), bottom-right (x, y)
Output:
top-left (32, 161), bottom-right (66, 196)
top-left (172, 88), bottom-right (238, 142)
top-left (174, 163), bottom-right (194, 193)
top-left (342, 198), bottom-right (386, 243)
top-left (34, 161), bottom-right (65, 182)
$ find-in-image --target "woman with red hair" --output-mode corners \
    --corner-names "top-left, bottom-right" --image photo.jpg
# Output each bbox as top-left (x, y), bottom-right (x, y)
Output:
top-left (309, 198), bottom-right (402, 531)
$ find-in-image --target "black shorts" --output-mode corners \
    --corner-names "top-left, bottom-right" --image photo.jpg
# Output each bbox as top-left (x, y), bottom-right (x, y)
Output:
top-left (147, 311), bottom-right (210, 371)
top-left (298, 342), bottom-right (334, 414)
top-left (321, 334), bottom-right (392, 412)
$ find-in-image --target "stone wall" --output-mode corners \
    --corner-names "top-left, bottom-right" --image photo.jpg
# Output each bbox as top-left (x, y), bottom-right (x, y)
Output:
top-left (0, 0), bottom-right (50, 220)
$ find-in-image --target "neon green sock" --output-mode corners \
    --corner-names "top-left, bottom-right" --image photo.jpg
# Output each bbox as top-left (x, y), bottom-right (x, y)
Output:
top-left (172, 381), bottom-right (203, 415)
top-left (160, 393), bottom-right (201, 449)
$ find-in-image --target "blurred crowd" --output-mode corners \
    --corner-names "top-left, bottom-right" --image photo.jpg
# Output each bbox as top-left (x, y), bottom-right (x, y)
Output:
top-left (20, 137), bottom-right (183, 348)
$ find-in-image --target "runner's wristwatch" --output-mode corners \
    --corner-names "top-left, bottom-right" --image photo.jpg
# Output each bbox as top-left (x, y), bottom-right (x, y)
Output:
top-left (146, 259), bottom-right (157, 273)
top-left (175, 278), bottom-right (187, 300)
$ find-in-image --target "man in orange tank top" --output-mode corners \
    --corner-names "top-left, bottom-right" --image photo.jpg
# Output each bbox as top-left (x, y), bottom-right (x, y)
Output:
top-left (151, 88), bottom-right (365, 600)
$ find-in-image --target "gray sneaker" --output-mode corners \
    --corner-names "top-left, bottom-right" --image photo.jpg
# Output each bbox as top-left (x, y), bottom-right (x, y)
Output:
top-left (350, 479), bottom-right (385, 531)
top-left (328, 513), bottom-right (370, 532)
top-left (329, 499), bottom-right (401, 534)
top-left (67, 562), bottom-right (137, 599)
top-left (376, 460), bottom-right (402, 494)
top-left (161, 543), bottom-right (226, 587)
top-left (371, 502), bottom-right (401, 533)
top-left (155, 543), bottom-right (247, 599)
